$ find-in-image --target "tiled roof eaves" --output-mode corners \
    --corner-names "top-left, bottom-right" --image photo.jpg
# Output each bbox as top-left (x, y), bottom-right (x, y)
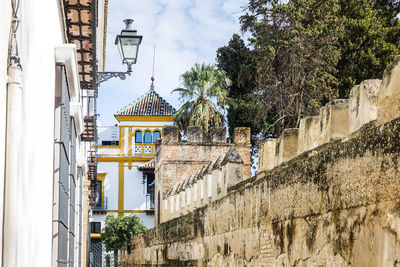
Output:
top-left (64, 0), bottom-right (97, 90)
top-left (115, 89), bottom-right (176, 116)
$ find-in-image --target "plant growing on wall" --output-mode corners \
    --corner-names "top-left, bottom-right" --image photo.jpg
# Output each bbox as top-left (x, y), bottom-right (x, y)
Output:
top-left (102, 214), bottom-right (147, 265)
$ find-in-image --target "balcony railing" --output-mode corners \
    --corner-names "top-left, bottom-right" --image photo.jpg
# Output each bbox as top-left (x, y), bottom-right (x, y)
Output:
top-left (146, 194), bottom-right (154, 210)
top-left (89, 183), bottom-right (97, 207)
top-left (81, 116), bottom-right (96, 141)
top-left (88, 162), bottom-right (97, 181)
top-left (93, 197), bottom-right (108, 210)
top-left (87, 150), bottom-right (98, 207)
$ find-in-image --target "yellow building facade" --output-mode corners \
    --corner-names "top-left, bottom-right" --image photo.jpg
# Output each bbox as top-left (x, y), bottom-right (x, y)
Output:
top-left (89, 81), bottom-right (175, 262)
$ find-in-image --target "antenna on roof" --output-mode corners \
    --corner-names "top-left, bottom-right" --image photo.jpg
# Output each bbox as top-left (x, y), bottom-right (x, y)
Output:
top-left (150, 45), bottom-right (155, 91)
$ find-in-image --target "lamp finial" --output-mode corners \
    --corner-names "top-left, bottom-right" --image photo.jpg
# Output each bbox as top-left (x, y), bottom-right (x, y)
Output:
top-left (123, 19), bottom-right (134, 30)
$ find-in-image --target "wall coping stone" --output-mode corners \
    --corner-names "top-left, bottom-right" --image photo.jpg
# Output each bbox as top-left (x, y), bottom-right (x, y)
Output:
top-left (137, 117), bottom-right (400, 247)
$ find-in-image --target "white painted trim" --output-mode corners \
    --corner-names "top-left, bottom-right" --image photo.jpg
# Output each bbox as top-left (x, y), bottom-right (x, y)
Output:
top-left (77, 157), bottom-right (88, 174)
top-left (54, 44), bottom-right (80, 102)
top-left (70, 102), bottom-right (83, 135)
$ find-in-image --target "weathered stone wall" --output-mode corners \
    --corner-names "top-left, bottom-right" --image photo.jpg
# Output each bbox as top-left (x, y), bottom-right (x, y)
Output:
top-left (121, 57), bottom-right (400, 266)
top-left (121, 117), bottom-right (400, 266)
top-left (259, 79), bottom-right (382, 173)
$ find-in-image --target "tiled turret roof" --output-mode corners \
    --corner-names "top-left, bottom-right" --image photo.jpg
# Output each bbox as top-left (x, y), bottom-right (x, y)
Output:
top-left (115, 84), bottom-right (175, 116)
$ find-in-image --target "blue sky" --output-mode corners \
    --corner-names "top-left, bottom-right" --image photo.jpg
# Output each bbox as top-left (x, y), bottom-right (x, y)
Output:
top-left (97, 0), bottom-right (248, 126)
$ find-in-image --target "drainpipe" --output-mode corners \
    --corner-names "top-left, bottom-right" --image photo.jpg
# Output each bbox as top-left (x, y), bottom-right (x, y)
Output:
top-left (3, 61), bottom-right (22, 267)
top-left (2, 3), bottom-right (22, 265)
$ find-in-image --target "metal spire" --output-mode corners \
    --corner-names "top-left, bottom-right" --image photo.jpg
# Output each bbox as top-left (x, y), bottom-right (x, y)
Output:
top-left (150, 45), bottom-right (155, 90)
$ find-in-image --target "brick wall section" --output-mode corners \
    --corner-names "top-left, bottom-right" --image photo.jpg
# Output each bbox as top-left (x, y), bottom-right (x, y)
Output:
top-left (154, 126), bottom-right (251, 225)
top-left (233, 127), bottom-right (250, 144)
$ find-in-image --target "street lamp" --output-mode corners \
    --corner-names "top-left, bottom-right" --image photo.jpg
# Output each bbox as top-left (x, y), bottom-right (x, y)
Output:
top-left (115, 19), bottom-right (143, 73)
top-left (96, 19), bottom-right (143, 84)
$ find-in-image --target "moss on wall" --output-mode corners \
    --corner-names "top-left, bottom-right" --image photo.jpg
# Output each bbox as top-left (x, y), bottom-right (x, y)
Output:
top-left (123, 118), bottom-right (400, 266)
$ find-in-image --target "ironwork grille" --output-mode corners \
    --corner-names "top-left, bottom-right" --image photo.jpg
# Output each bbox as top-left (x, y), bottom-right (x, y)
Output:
top-left (89, 240), bottom-right (117, 267)
top-left (54, 64), bottom-right (81, 267)
top-left (90, 239), bottom-right (102, 267)
top-left (58, 65), bottom-right (71, 266)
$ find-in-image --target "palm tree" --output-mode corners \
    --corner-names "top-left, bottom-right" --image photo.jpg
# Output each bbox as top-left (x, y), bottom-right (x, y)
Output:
top-left (172, 63), bottom-right (231, 135)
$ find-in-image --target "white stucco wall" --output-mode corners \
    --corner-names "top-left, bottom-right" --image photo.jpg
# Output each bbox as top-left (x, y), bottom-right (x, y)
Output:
top-left (0, 2), bottom-right (12, 266)
top-left (124, 165), bottom-right (147, 210)
top-left (96, 0), bottom-right (107, 72)
top-left (0, 0), bottom-right (107, 266)
top-left (100, 162), bottom-right (119, 210)
top-left (7, 1), bottom-right (63, 266)
top-left (97, 161), bottom-right (155, 229)
top-left (91, 212), bottom-right (153, 232)
top-left (135, 213), bottom-right (154, 229)
top-left (98, 125), bottom-right (119, 144)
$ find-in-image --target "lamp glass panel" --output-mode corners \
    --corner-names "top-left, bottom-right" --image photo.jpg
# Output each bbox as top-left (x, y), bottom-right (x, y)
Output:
top-left (120, 36), bottom-right (139, 60)
top-left (117, 40), bottom-right (124, 62)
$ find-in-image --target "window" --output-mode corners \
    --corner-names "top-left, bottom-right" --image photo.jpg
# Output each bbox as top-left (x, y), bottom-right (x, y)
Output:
top-left (144, 131), bottom-right (152, 143)
top-left (153, 131), bottom-right (161, 143)
top-left (101, 140), bottom-right (119, 146)
top-left (95, 180), bottom-right (102, 208)
top-left (146, 173), bottom-right (155, 195)
top-left (135, 131), bottom-right (142, 143)
top-left (91, 222), bottom-right (101, 233)
top-left (143, 171), bottom-right (155, 210)
top-left (147, 174), bottom-right (155, 210)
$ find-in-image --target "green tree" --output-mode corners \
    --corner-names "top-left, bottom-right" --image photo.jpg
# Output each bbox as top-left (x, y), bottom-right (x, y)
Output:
top-left (240, 0), bottom-right (342, 134)
top-left (337, 0), bottom-right (400, 97)
top-left (217, 0), bottom-right (399, 139)
top-left (172, 63), bottom-right (231, 135)
top-left (216, 34), bottom-right (272, 142)
top-left (102, 214), bottom-right (147, 265)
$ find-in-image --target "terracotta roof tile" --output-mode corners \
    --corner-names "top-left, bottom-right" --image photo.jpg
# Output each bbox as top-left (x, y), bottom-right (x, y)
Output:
top-left (115, 89), bottom-right (175, 116)
top-left (64, 0), bottom-right (96, 89)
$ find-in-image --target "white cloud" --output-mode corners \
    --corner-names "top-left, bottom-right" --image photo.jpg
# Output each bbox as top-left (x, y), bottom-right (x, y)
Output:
top-left (98, 0), bottom-right (248, 125)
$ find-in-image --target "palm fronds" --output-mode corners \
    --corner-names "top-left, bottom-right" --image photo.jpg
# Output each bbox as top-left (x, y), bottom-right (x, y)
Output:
top-left (172, 63), bottom-right (231, 135)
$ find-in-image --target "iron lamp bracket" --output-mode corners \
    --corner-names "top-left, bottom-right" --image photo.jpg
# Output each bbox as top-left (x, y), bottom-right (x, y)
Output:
top-left (96, 71), bottom-right (131, 85)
